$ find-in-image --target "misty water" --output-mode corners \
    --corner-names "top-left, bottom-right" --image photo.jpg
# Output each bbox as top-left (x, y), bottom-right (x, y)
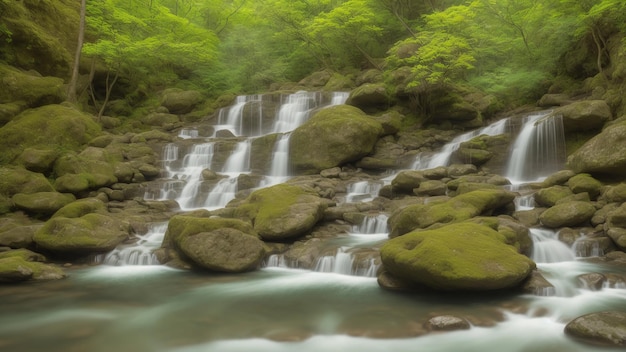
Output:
top-left (1, 93), bottom-right (624, 352)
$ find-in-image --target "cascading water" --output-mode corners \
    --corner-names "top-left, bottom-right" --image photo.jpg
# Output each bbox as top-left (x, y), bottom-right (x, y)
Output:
top-left (100, 223), bottom-right (167, 265)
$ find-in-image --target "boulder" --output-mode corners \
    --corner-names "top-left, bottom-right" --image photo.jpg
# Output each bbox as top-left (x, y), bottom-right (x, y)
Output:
top-left (289, 105), bottom-right (383, 174)
top-left (0, 224), bottom-right (40, 248)
top-left (568, 120), bottom-right (626, 177)
top-left (537, 94), bottom-right (572, 107)
top-left (234, 184), bottom-right (328, 241)
top-left (178, 229), bottom-right (265, 273)
top-left (550, 100), bottom-right (612, 132)
top-left (539, 201), bottom-right (597, 228)
top-left (424, 315), bottom-right (471, 331)
top-left (142, 112), bottom-right (180, 127)
top-left (534, 185), bottom-right (574, 207)
top-left (12, 192), bottom-right (76, 216)
top-left (52, 151), bottom-right (118, 193)
top-left (0, 166), bottom-right (54, 196)
top-left (389, 189), bottom-right (516, 237)
top-left (380, 222), bottom-right (536, 291)
top-left (33, 214), bottom-right (130, 255)
top-left (346, 83), bottom-right (389, 109)
top-left (602, 183), bottom-right (626, 203)
top-left (160, 89), bottom-right (204, 114)
top-left (567, 173), bottom-right (603, 199)
top-left (0, 256), bottom-right (66, 282)
top-left (51, 198), bottom-right (108, 219)
top-left (17, 148), bottom-right (59, 174)
top-left (391, 170), bottom-right (427, 193)
top-left (0, 65), bottom-right (65, 108)
top-left (605, 203), bottom-right (626, 250)
top-left (565, 311), bottom-right (626, 347)
top-left (0, 105), bottom-right (101, 164)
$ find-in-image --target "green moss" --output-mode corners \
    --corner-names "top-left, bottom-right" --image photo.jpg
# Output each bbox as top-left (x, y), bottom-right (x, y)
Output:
top-left (165, 215), bottom-right (257, 248)
top-left (52, 198), bottom-right (107, 219)
top-left (0, 105), bottom-right (101, 165)
top-left (381, 222), bottom-right (536, 291)
top-left (0, 166), bottom-right (54, 196)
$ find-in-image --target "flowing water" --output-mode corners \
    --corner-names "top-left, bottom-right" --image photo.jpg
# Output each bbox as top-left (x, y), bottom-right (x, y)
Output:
top-left (1, 97), bottom-right (625, 352)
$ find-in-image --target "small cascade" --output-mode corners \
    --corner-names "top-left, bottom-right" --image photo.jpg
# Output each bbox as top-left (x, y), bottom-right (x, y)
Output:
top-left (345, 181), bottom-right (383, 203)
top-left (267, 133), bottom-right (291, 183)
top-left (505, 112), bottom-right (566, 183)
top-left (412, 118), bottom-right (509, 170)
top-left (530, 228), bottom-right (576, 264)
top-left (215, 95), bottom-right (265, 136)
top-left (101, 223), bottom-right (167, 265)
top-left (352, 214), bottom-right (389, 234)
top-left (314, 247), bottom-right (355, 275)
top-left (222, 140), bottom-right (251, 173)
top-left (272, 91), bottom-right (320, 133)
top-left (178, 128), bottom-right (199, 139)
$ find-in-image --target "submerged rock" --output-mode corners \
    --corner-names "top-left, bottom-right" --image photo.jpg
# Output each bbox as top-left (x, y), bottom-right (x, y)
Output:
top-left (380, 221), bottom-right (536, 291)
top-left (424, 315), bottom-right (471, 331)
top-left (565, 311), bottom-right (626, 347)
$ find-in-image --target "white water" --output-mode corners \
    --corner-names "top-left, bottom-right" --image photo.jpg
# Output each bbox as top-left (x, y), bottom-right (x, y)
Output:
top-left (100, 223), bottom-right (167, 265)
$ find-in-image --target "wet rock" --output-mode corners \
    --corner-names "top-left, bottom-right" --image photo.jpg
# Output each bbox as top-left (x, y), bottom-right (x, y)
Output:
top-left (577, 273), bottom-right (606, 290)
top-left (539, 201), bottom-right (596, 228)
top-left (178, 229), bottom-right (265, 273)
top-left (290, 105), bottom-right (383, 174)
top-left (0, 256), bottom-right (66, 282)
top-left (33, 214), bottom-right (130, 255)
top-left (424, 315), bottom-right (471, 331)
top-left (391, 170), bottom-right (427, 193)
top-left (381, 221), bottom-right (536, 291)
top-left (389, 189), bottom-right (516, 237)
top-left (565, 311), bottom-right (626, 347)
top-left (234, 184), bottom-right (328, 241)
top-left (521, 270), bottom-right (555, 296)
top-left (540, 170), bottom-right (576, 187)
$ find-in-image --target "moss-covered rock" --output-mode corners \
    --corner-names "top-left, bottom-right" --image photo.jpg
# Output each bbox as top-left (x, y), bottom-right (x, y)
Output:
top-left (0, 166), bottom-right (54, 196)
top-left (567, 120), bottom-right (626, 177)
top-left (380, 222), bottom-right (536, 291)
top-left (0, 65), bottom-right (65, 108)
top-left (17, 148), bottom-right (59, 174)
top-left (12, 192), bottom-right (76, 216)
top-left (0, 256), bottom-right (66, 282)
top-left (389, 189), bottom-right (516, 237)
top-left (33, 214), bottom-right (130, 255)
top-left (164, 215), bottom-right (257, 248)
top-left (346, 83), bottom-right (389, 109)
top-left (391, 170), bottom-right (427, 193)
top-left (160, 89), bottom-right (204, 114)
top-left (52, 150), bottom-right (118, 193)
top-left (602, 183), bottom-right (626, 203)
top-left (0, 248), bottom-right (46, 262)
top-left (0, 224), bottom-right (40, 249)
top-left (567, 173), bottom-right (603, 199)
top-left (234, 184), bottom-right (328, 241)
top-left (551, 100), bottom-right (612, 133)
top-left (539, 201), bottom-right (597, 228)
top-left (0, 105), bottom-right (101, 164)
top-left (534, 185), bottom-right (574, 207)
top-left (289, 105), bottom-right (383, 174)
top-left (178, 229), bottom-right (265, 273)
top-left (605, 203), bottom-right (626, 251)
top-left (564, 311), bottom-right (626, 347)
top-left (51, 198), bottom-right (108, 219)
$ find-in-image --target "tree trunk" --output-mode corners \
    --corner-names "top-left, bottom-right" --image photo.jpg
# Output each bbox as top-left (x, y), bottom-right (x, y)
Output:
top-left (67, 0), bottom-right (86, 104)
top-left (97, 70), bottom-right (119, 119)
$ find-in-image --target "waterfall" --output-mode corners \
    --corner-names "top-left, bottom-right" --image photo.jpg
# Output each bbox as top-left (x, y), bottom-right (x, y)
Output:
top-left (505, 112), bottom-right (566, 183)
top-left (345, 181), bottom-right (384, 203)
top-left (101, 223), bottom-right (167, 265)
top-left (413, 118), bottom-right (509, 169)
top-left (351, 214), bottom-right (389, 234)
top-left (222, 140), bottom-right (251, 173)
top-left (267, 133), bottom-right (291, 183)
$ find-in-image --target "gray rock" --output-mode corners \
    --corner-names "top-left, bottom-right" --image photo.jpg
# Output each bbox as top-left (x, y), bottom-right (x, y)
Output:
top-left (565, 311), bottom-right (626, 347)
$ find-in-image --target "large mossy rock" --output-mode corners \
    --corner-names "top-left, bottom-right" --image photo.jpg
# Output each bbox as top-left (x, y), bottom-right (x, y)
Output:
top-left (0, 166), bottom-right (54, 196)
top-left (605, 203), bottom-right (626, 251)
top-left (389, 189), bottom-right (516, 237)
top-left (12, 192), bottom-right (76, 216)
top-left (0, 65), bottom-right (65, 110)
top-left (52, 149), bottom-right (118, 194)
top-left (346, 83), bottom-right (389, 109)
top-left (539, 201), bottom-right (597, 228)
top-left (0, 105), bottom-right (101, 164)
top-left (380, 222), bottom-right (536, 291)
top-left (564, 311), bottom-right (626, 347)
top-left (550, 100), bottom-right (612, 132)
top-left (568, 120), bottom-right (626, 177)
top-left (33, 214), bottom-right (130, 255)
top-left (234, 184), bottom-right (328, 241)
top-left (160, 89), bottom-right (204, 114)
top-left (289, 105), bottom-right (383, 174)
top-left (163, 215), bottom-right (264, 272)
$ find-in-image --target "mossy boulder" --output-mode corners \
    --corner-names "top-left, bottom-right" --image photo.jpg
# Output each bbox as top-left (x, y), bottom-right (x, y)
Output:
top-left (551, 100), bottom-right (612, 133)
top-left (534, 185), bottom-right (574, 207)
top-left (162, 215), bottom-right (264, 272)
top-left (33, 214), bottom-right (130, 255)
top-left (389, 189), bottom-right (516, 237)
top-left (52, 150), bottom-right (118, 193)
top-left (0, 256), bottom-right (66, 282)
top-left (567, 173), bottom-right (603, 199)
top-left (380, 222), bottom-right (536, 291)
top-left (12, 192), bottom-right (76, 216)
top-left (0, 166), bottom-right (54, 196)
top-left (567, 120), bottom-right (626, 177)
top-left (565, 311), bottom-right (626, 347)
top-left (0, 224), bottom-right (40, 249)
top-left (0, 105), bottom-right (101, 164)
top-left (160, 89), bottom-right (204, 114)
top-left (0, 65), bottom-right (65, 108)
top-left (289, 105), bottom-right (383, 174)
top-left (605, 203), bottom-right (626, 250)
top-left (178, 229), bottom-right (265, 273)
top-left (17, 148), bottom-right (59, 174)
top-left (234, 184), bottom-right (328, 241)
top-left (346, 83), bottom-right (389, 109)
top-left (603, 183), bottom-right (626, 203)
top-left (539, 201), bottom-right (597, 228)
top-left (51, 198), bottom-right (108, 219)
top-left (391, 170), bottom-right (428, 193)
